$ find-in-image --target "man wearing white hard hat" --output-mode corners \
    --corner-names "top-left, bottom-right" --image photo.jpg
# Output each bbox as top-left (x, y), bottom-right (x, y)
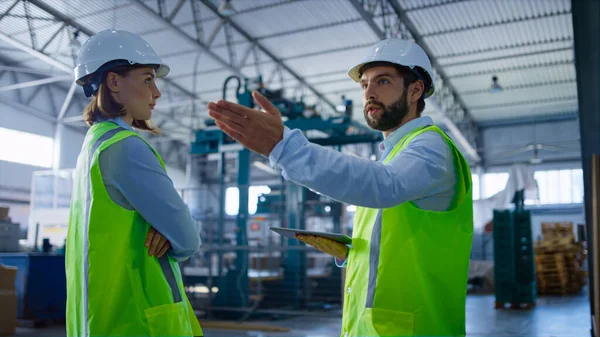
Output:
top-left (66, 30), bottom-right (203, 336)
top-left (208, 38), bottom-right (473, 336)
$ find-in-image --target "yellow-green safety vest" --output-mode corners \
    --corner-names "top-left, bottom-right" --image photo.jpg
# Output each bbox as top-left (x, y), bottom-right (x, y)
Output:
top-left (341, 125), bottom-right (473, 337)
top-left (66, 121), bottom-right (203, 336)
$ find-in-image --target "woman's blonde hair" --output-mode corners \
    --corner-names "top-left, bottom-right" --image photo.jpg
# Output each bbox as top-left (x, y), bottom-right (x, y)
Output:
top-left (83, 64), bottom-right (160, 134)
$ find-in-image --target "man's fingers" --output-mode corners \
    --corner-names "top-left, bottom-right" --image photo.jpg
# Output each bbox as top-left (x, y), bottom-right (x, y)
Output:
top-left (252, 91), bottom-right (281, 117)
top-left (209, 100), bottom-right (256, 119)
top-left (208, 109), bottom-right (247, 130)
top-left (215, 121), bottom-right (246, 144)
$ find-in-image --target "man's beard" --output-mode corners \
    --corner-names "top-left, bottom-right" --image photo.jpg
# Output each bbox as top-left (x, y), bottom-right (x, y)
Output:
top-left (363, 92), bottom-right (409, 131)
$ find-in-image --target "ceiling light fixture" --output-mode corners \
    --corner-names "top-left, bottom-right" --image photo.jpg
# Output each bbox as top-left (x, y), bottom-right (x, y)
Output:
top-left (489, 75), bottom-right (503, 94)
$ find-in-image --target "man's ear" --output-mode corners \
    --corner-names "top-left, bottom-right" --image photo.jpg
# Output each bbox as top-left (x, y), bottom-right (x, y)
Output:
top-left (410, 80), bottom-right (425, 104)
top-left (105, 72), bottom-right (119, 93)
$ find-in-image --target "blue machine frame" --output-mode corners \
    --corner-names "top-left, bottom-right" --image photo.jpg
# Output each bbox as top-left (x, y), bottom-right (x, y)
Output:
top-left (188, 78), bottom-right (382, 313)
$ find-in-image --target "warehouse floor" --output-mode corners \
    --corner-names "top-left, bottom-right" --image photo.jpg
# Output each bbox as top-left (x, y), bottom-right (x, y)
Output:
top-left (10, 291), bottom-right (591, 337)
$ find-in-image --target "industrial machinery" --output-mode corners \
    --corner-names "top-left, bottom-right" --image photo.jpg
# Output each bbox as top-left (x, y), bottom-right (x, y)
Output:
top-left (183, 75), bottom-right (381, 319)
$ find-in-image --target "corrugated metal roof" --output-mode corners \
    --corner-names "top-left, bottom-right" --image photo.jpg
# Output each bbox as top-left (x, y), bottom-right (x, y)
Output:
top-left (445, 49), bottom-right (573, 78)
top-left (260, 21), bottom-right (377, 59)
top-left (463, 82), bottom-right (577, 107)
top-left (75, 4), bottom-right (167, 35)
top-left (472, 100), bottom-right (579, 121)
top-left (398, 0), bottom-right (458, 11)
top-left (0, 0), bottom-right (584, 142)
top-left (409, 0), bottom-right (570, 36)
top-left (233, 0), bottom-right (360, 38)
top-left (162, 51), bottom-right (225, 77)
top-left (438, 40), bottom-right (573, 65)
top-left (454, 64), bottom-right (576, 93)
top-left (284, 45), bottom-right (371, 77)
top-left (41, 0), bottom-right (132, 18)
top-left (424, 14), bottom-right (572, 58)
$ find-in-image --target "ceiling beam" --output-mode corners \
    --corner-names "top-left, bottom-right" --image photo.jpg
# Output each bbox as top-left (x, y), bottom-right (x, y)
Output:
top-left (2, 93), bottom-right (57, 122)
top-left (349, 0), bottom-right (385, 40)
top-left (26, 0), bottom-right (198, 100)
top-left (199, 0), bottom-right (338, 111)
top-left (0, 75), bottom-right (71, 92)
top-left (0, 31), bottom-right (71, 72)
top-left (132, 0), bottom-right (243, 77)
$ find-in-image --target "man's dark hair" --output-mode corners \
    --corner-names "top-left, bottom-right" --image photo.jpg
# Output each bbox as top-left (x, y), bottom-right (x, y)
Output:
top-left (359, 61), bottom-right (429, 115)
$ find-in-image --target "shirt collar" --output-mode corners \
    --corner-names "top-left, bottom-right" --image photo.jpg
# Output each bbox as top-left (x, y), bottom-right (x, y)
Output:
top-left (94, 115), bottom-right (134, 131)
top-left (378, 116), bottom-right (434, 152)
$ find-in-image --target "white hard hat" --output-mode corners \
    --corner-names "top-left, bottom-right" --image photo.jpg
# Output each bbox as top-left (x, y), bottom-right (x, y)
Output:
top-left (74, 29), bottom-right (169, 97)
top-left (348, 38), bottom-right (435, 98)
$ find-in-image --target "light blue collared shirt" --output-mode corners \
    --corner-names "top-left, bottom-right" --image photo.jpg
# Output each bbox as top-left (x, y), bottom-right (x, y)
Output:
top-left (95, 117), bottom-right (201, 261)
top-left (268, 116), bottom-right (456, 267)
top-left (269, 116), bottom-right (456, 210)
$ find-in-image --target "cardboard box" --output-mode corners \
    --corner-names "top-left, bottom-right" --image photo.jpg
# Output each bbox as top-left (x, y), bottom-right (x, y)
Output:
top-left (0, 265), bottom-right (16, 290)
top-left (0, 207), bottom-right (8, 221)
top-left (0, 292), bottom-right (17, 336)
top-left (0, 265), bottom-right (17, 336)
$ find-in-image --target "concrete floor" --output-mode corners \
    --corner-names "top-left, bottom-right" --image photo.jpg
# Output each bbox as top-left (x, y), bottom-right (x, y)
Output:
top-left (10, 292), bottom-right (591, 337)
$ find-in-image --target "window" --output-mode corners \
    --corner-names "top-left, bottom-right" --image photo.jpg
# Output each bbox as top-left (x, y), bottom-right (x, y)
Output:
top-left (0, 127), bottom-right (54, 168)
top-left (483, 173), bottom-right (509, 199)
top-left (534, 169), bottom-right (583, 205)
top-left (472, 174), bottom-right (480, 200)
top-left (225, 185), bottom-right (272, 216)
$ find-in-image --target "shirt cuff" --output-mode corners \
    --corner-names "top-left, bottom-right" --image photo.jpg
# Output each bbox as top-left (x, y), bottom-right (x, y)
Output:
top-left (335, 256), bottom-right (348, 268)
top-left (268, 126), bottom-right (308, 168)
top-left (334, 245), bottom-right (351, 268)
top-left (268, 126), bottom-right (290, 167)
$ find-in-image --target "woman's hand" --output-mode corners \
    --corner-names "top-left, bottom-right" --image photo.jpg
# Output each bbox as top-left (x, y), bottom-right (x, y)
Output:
top-left (145, 227), bottom-right (171, 258)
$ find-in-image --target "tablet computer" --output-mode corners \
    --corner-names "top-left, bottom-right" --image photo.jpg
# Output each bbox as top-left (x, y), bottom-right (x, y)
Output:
top-left (269, 226), bottom-right (352, 245)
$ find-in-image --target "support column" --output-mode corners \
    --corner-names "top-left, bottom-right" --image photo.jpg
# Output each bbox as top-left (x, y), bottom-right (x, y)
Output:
top-left (572, 1), bottom-right (600, 335)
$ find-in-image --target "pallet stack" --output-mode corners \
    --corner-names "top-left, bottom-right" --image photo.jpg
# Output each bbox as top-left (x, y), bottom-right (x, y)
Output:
top-left (534, 222), bottom-right (587, 295)
top-left (493, 209), bottom-right (536, 309)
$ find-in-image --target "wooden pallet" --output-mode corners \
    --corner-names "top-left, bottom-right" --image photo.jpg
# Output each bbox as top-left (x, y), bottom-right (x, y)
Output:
top-left (541, 222), bottom-right (574, 239)
top-left (495, 301), bottom-right (536, 310)
top-left (538, 284), bottom-right (583, 296)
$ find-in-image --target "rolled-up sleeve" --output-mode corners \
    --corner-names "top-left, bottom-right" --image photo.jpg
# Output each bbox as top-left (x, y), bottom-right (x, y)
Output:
top-left (99, 136), bottom-right (201, 261)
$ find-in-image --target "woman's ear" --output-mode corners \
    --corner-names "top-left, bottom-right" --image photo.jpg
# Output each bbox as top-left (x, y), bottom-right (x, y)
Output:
top-left (105, 72), bottom-right (119, 93)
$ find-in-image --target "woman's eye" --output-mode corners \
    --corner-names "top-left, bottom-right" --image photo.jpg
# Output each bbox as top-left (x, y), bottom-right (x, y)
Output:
top-left (145, 78), bottom-right (152, 84)
top-left (379, 79), bottom-right (389, 84)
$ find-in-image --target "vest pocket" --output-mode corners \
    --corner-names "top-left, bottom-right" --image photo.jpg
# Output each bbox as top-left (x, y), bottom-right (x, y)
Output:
top-left (144, 301), bottom-right (194, 337)
top-left (360, 307), bottom-right (414, 336)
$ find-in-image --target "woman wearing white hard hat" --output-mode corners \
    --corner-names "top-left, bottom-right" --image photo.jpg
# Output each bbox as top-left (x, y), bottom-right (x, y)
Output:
top-left (66, 29), bottom-right (203, 336)
top-left (208, 38), bottom-right (473, 337)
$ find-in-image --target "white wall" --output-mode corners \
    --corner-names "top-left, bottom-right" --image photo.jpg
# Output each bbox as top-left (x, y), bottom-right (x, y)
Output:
top-left (0, 99), bottom-right (58, 193)
top-left (57, 125), bottom-right (86, 169)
